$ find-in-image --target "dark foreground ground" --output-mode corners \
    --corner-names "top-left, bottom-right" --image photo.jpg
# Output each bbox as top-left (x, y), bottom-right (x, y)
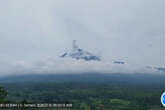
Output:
top-left (0, 73), bottom-right (165, 110)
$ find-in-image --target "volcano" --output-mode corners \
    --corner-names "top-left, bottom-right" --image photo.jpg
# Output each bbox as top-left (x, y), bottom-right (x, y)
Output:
top-left (60, 40), bottom-right (101, 61)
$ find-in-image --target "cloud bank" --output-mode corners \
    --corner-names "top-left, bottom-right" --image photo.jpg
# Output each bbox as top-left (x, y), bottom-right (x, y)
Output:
top-left (0, 57), bottom-right (160, 76)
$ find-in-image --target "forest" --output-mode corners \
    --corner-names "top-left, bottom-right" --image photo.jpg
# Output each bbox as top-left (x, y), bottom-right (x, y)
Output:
top-left (0, 74), bottom-right (165, 110)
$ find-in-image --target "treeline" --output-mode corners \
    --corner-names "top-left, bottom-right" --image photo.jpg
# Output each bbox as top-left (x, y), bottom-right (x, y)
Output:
top-left (1, 82), bottom-right (165, 110)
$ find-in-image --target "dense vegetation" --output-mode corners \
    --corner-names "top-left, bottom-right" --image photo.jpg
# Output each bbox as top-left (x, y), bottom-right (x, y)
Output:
top-left (0, 86), bottom-right (7, 103)
top-left (0, 74), bottom-right (165, 110)
top-left (0, 82), bottom-right (164, 110)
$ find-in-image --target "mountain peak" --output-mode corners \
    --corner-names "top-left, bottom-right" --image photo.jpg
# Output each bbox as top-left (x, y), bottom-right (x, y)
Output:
top-left (60, 40), bottom-right (101, 61)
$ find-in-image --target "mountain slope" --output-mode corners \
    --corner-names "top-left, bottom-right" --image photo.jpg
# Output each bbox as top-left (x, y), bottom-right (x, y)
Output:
top-left (60, 40), bottom-right (101, 61)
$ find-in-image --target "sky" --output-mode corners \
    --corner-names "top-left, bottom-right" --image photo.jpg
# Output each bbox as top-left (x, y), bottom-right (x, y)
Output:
top-left (0, 0), bottom-right (165, 75)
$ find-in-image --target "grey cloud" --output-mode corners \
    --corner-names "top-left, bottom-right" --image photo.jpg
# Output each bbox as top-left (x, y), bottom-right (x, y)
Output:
top-left (0, 0), bottom-right (165, 75)
top-left (3, 57), bottom-right (160, 76)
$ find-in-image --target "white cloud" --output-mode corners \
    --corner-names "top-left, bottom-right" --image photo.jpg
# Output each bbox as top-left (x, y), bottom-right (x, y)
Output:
top-left (2, 57), bottom-right (159, 76)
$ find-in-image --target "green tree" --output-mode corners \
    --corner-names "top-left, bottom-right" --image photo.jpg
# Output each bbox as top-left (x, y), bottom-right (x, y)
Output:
top-left (0, 86), bottom-right (7, 103)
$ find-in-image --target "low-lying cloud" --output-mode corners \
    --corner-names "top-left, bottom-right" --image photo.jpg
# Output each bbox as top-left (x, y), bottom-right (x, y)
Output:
top-left (1, 57), bottom-right (161, 76)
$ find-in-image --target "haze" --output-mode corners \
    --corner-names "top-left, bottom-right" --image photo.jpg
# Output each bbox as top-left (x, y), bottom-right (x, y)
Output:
top-left (0, 0), bottom-right (165, 75)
